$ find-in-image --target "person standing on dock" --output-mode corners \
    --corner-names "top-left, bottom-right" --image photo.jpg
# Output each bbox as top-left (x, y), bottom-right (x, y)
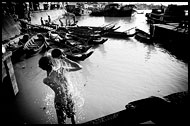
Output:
top-left (48, 15), bottom-right (51, 24)
top-left (27, 11), bottom-right (31, 24)
top-left (41, 17), bottom-right (44, 25)
top-left (38, 54), bottom-right (82, 124)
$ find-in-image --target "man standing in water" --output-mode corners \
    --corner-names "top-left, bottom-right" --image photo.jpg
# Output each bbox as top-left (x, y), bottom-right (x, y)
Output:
top-left (38, 55), bottom-right (82, 124)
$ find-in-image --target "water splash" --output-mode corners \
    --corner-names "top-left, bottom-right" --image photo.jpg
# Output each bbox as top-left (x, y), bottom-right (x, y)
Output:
top-left (43, 93), bottom-right (56, 124)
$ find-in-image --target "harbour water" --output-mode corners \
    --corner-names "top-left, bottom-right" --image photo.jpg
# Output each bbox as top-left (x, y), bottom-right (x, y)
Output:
top-left (13, 11), bottom-right (188, 124)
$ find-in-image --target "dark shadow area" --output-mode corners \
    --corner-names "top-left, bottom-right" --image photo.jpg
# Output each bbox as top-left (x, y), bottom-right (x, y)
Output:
top-left (1, 77), bottom-right (24, 124)
top-left (156, 39), bottom-right (189, 63)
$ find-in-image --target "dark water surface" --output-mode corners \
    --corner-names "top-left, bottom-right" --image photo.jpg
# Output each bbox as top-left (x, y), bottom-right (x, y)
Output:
top-left (13, 11), bottom-right (188, 124)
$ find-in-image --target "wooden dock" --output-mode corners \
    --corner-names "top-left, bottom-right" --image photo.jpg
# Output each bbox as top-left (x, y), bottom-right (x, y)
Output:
top-left (82, 92), bottom-right (188, 125)
top-left (150, 23), bottom-right (188, 43)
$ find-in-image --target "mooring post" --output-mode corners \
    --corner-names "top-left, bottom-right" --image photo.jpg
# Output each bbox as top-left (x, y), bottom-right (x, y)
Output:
top-left (2, 51), bottom-right (19, 96)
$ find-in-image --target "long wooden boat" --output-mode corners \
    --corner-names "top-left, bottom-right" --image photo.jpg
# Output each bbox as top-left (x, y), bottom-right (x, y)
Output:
top-left (46, 38), bottom-right (93, 55)
top-left (65, 40), bottom-right (93, 54)
top-left (135, 28), bottom-right (152, 44)
top-left (46, 48), bottom-right (94, 62)
top-left (66, 50), bottom-right (94, 61)
top-left (23, 33), bottom-right (47, 57)
top-left (102, 31), bottom-right (136, 38)
top-left (67, 22), bottom-right (116, 31)
top-left (88, 38), bottom-right (108, 46)
top-left (67, 23), bottom-right (117, 35)
top-left (4, 34), bottom-right (25, 52)
top-left (65, 34), bottom-right (107, 46)
top-left (68, 31), bottom-right (102, 40)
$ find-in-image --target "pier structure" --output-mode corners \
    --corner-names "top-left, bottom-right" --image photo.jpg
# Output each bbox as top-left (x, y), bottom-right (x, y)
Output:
top-left (83, 92), bottom-right (188, 125)
top-left (150, 23), bottom-right (188, 43)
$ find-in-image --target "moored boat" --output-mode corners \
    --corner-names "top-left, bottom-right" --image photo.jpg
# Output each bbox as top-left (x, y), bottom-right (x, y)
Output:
top-left (66, 50), bottom-right (94, 62)
top-left (90, 3), bottom-right (136, 17)
top-left (23, 33), bottom-right (47, 57)
top-left (88, 38), bottom-right (108, 46)
top-left (46, 48), bottom-right (94, 62)
top-left (102, 31), bottom-right (136, 38)
top-left (135, 28), bottom-right (152, 44)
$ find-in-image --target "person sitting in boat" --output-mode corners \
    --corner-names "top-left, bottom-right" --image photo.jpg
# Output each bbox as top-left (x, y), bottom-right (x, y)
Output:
top-left (47, 31), bottom-right (64, 42)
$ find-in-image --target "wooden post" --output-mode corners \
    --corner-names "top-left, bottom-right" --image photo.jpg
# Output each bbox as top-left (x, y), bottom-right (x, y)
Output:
top-left (2, 51), bottom-right (19, 96)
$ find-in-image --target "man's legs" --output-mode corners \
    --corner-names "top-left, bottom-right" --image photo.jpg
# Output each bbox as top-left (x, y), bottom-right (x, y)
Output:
top-left (55, 103), bottom-right (67, 124)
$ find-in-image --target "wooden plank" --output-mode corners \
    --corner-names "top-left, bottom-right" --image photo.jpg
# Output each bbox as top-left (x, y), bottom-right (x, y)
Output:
top-left (5, 56), bottom-right (19, 95)
top-left (2, 61), bottom-right (7, 82)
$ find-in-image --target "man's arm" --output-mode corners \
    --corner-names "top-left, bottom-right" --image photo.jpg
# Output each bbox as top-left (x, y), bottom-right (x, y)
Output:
top-left (61, 56), bottom-right (83, 71)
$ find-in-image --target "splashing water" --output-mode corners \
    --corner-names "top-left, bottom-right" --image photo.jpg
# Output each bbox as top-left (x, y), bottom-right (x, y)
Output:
top-left (43, 93), bottom-right (56, 124)
top-left (63, 60), bottom-right (86, 123)
top-left (52, 57), bottom-right (86, 123)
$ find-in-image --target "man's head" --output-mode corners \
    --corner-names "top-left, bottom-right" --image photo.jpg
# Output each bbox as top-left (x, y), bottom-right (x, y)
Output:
top-left (38, 56), bottom-right (52, 71)
top-left (51, 48), bottom-right (62, 58)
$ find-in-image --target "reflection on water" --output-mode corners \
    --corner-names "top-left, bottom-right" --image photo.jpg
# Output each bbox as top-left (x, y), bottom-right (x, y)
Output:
top-left (144, 44), bottom-right (156, 62)
top-left (43, 93), bottom-right (55, 124)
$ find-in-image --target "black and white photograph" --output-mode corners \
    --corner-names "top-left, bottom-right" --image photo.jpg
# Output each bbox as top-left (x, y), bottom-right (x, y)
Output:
top-left (2, 1), bottom-right (188, 124)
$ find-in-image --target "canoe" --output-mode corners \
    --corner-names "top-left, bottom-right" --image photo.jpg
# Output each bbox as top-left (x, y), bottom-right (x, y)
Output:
top-left (65, 34), bottom-right (107, 46)
top-left (88, 38), bottom-right (108, 45)
top-left (65, 41), bottom-right (93, 54)
top-left (46, 38), bottom-right (93, 54)
top-left (67, 23), bottom-right (117, 35)
top-left (46, 47), bottom-right (94, 62)
top-left (23, 33), bottom-right (47, 56)
top-left (65, 50), bottom-right (94, 61)
top-left (135, 28), bottom-right (152, 44)
top-left (102, 31), bottom-right (136, 38)
top-left (68, 31), bottom-right (102, 40)
top-left (4, 34), bottom-right (25, 52)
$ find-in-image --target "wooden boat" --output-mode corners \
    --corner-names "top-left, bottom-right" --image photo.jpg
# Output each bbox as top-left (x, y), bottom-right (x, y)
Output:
top-left (67, 23), bottom-right (117, 35)
top-left (46, 38), bottom-right (93, 55)
top-left (68, 31), bottom-right (102, 40)
top-left (65, 40), bottom-right (93, 54)
top-left (67, 22), bottom-right (116, 30)
top-left (90, 3), bottom-right (136, 17)
top-left (4, 34), bottom-right (25, 52)
top-left (23, 33), bottom-right (47, 56)
top-left (145, 5), bottom-right (188, 24)
top-left (56, 27), bottom-right (69, 33)
top-left (65, 34), bottom-right (107, 46)
top-left (46, 48), bottom-right (94, 62)
top-left (135, 28), bottom-right (152, 44)
top-left (102, 31), bottom-right (136, 38)
top-left (4, 35), bottom-right (26, 64)
top-left (88, 38), bottom-right (108, 46)
top-left (66, 50), bottom-right (94, 61)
